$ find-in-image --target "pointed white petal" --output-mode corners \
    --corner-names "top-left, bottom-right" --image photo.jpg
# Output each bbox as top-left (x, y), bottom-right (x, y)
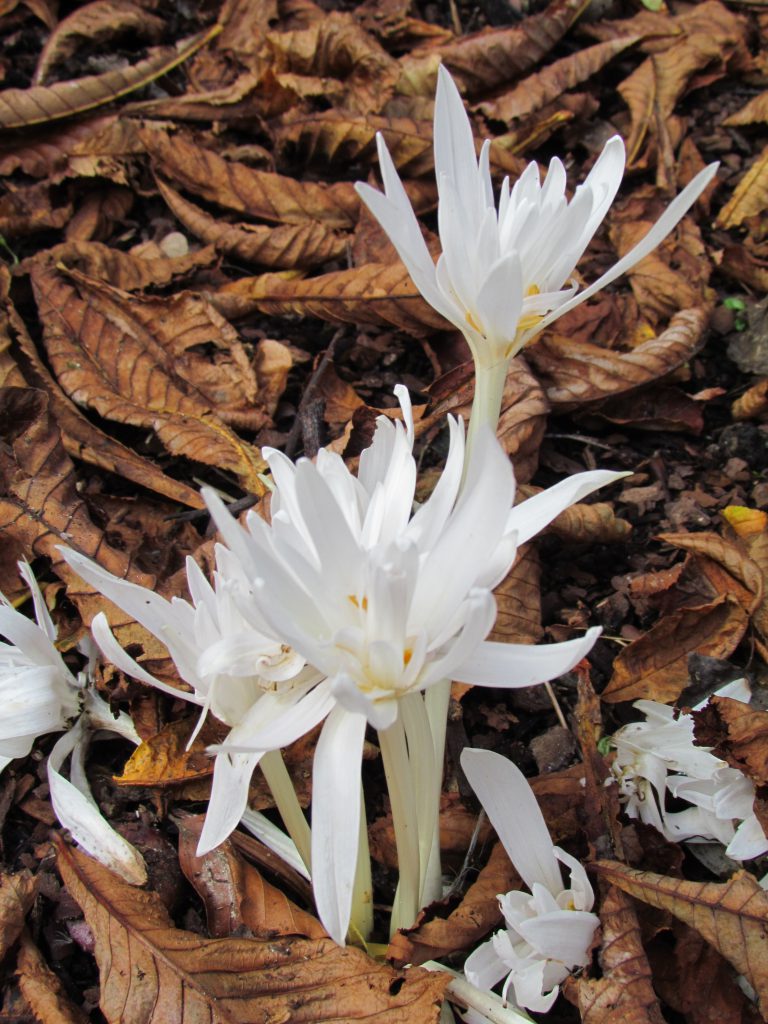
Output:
top-left (518, 910), bottom-right (598, 967)
top-left (506, 470), bottom-right (628, 545)
top-left (240, 808), bottom-right (311, 881)
top-left (197, 747), bottom-right (263, 854)
top-left (464, 935), bottom-right (510, 991)
top-left (452, 627), bottom-right (601, 688)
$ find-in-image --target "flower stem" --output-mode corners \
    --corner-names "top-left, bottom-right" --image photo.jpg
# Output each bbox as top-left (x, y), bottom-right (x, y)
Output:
top-left (378, 717), bottom-right (420, 935)
top-left (421, 962), bottom-right (534, 1024)
top-left (260, 749), bottom-right (312, 873)
top-left (350, 785), bottom-right (374, 941)
top-left (423, 680), bottom-right (451, 906)
top-left (464, 360), bottom-right (509, 478)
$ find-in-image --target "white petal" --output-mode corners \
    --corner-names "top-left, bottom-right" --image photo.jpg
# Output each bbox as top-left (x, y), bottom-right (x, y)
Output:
top-left (506, 470), bottom-right (628, 545)
top-left (726, 815), bottom-right (768, 861)
top-left (311, 706), bottom-right (367, 944)
top-left (239, 808), bottom-right (311, 881)
top-left (197, 747), bottom-right (263, 854)
top-left (461, 748), bottom-right (562, 895)
top-left (518, 909), bottom-right (598, 966)
top-left (453, 627), bottom-right (601, 688)
top-left (17, 560), bottom-right (57, 642)
top-left (210, 679), bottom-right (335, 754)
top-left (464, 934), bottom-right (510, 991)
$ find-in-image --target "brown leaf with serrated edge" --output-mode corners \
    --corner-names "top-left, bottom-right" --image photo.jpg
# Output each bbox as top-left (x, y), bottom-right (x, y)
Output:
top-left (215, 263), bottom-right (448, 337)
top-left (477, 36), bottom-right (639, 123)
top-left (34, 0), bottom-right (165, 85)
top-left (31, 268), bottom-right (266, 492)
top-left (594, 861), bottom-right (768, 1019)
top-left (5, 298), bottom-right (202, 509)
top-left (0, 114), bottom-right (142, 181)
top-left (717, 143), bottom-right (768, 229)
top-left (602, 595), bottom-right (749, 704)
top-left (24, 239), bottom-right (218, 291)
top-left (154, 177), bottom-right (345, 269)
top-left (657, 532), bottom-right (764, 613)
top-left (693, 697), bottom-right (768, 786)
top-left (526, 306), bottom-right (709, 409)
top-left (570, 884), bottom-right (665, 1024)
top-left (55, 839), bottom-right (448, 1024)
top-left (396, 0), bottom-right (590, 97)
top-left (0, 28), bottom-right (217, 129)
top-left (387, 841), bottom-right (519, 967)
top-left (176, 814), bottom-right (325, 940)
top-left (0, 872), bottom-right (37, 960)
top-left (140, 126), bottom-right (359, 229)
top-left (16, 930), bottom-right (89, 1024)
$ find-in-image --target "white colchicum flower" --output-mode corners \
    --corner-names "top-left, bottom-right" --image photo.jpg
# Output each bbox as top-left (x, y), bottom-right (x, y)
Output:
top-left (610, 679), bottom-right (768, 861)
top-left (0, 562), bottom-right (146, 884)
top-left (355, 65), bottom-right (719, 447)
top-left (461, 748), bottom-right (599, 1013)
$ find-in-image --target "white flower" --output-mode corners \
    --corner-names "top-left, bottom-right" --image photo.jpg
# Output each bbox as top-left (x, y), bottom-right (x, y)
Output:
top-left (610, 680), bottom-right (768, 860)
top-left (0, 563), bottom-right (146, 884)
top-left (461, 747), bottom-right (599, 1013)
top-left (355, 65), bottom-right (718, 440)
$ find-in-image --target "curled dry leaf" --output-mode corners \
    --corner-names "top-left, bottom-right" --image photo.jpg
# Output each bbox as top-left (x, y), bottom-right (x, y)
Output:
top-left (724, 92), bottom-right (768, 128)
top-left (489, 543), bottom-right (543, 645)
top-left (0, 872), bottom-right (37, 960)
top-left (732, 379), bottom-right (768, 422)
top-left (154, 177), bottom-right (345, 270)
top-left (387, 841), bottom-right (519, 967)
top-left (526, 307), bottom-right (709, 409)
top-left (513, 485), bottom-right (631, 544)
top-left (140, 126), bottom-right (359, 229)
top-left (215, 263), bottom-right (449, 336)
top-left (657, 532), bottom-right (764, 614)
top-left (33, 0), bottom-right (166, 86)
top-left (16, 930), bottom-right (89, 1024)
top-left (56, 840), bottom-right (448, 1024)
top-left (594, 860), bottom-right (768, 1020)
top-left (569, 884), bottom-right (665, 1024)
top-left (693, 696), bottom-right (768, 787)
top-left (0, 114), bottom-right (143, 181)
top-left (717, 143), bottom-right (768, 230)
top-left (176, 813), bottom-right (325, 940)
top-left (594, 386), bottom-right (704, 435)
top-left (602, 594), bottom-right (749, 704)
top-left (31, 268), bottom-right (266, 492)
top-left (0, 181), bottom-right (72, 237)
top-left (0, 28), bottom-right (217, 129)
top-left (476, 36), bottom-right (639, 123)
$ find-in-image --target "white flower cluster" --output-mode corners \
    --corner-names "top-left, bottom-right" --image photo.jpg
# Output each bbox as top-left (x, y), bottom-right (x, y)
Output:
top-left (610, 680), bottom-right (768, 861)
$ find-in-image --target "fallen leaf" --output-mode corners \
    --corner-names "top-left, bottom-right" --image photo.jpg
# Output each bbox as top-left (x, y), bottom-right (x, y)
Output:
top-left (0, 114), bottom-right (143, 181)
top-left (722, 507), bottom-right (768, 538)
top-left (693, 696), bottom-right (768, 786)
top-left (16, 930), bottom-right (89, 1024)
top-left (717, 143), bottom-right (768, 230)
top-left (0, 872), bottom-right (37, 960)
top-left (594, 860), bottom-right (768, 1019)
top-left (0, 28), bottom-right (216, 129)
top-left (489, 543), bottom-right (543, 645)
top-left (595, 386), bottom-right (704, 434)
top-left (602, 595), bottom-right (749, 703)
top-left (732, 379), bottom-right (768, 422)
top-left (657, 531), bottom-right (763, 614)
top-left (56, 839), bottom-right (448, 1024)
top-left (514, 488), bottom-right (631, 544)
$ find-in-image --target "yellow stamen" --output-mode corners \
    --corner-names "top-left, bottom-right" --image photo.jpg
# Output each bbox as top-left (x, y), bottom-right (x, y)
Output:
top-left (403, 648), bottom-right (413, 665)
top-left (348, 594), bottom-right (368, 611)
top-left (466, 309), bottom-right (483, 334)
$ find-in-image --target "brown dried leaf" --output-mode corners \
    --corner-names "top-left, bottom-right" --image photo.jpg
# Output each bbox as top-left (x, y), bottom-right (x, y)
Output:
top-left (725, 92), bottom-right (768, 127)
top-left (657, 532), bottom-right (764, 613)
top-left (396, 0), bottom-right (590, 97)
top-left (602, 595), bottom-right (749, 704)
top-left (571, 884), bottom-right (665, 1024)
top-left (0, 29), bottom-right (216, 129)
top-left (0, 181), bottom-right (72, 237)
top-left (34, 1), bottom-right (165, 85)
top-left (594, 860), bottom-right (768, 1019)
top-left (114, 716), bottom-right (219, 789)
top-left (732, 379), bottom-right (768, 422)
top-left (141, 126), bottom-right (359, 229)
top-left (717, 143), bottom-right (768, 230)
top-left (56, 840), bottom-right (448, 1024)
top-left (526, 306), bottom-right (709, 409)
top-left (595, 386), bottom-right (704, 434)
top-left (387, 841), bottom-right (519, 967)
top-left (155, 177), bottom-right (346, 269)
top-left (0, 872), bottom-right (37, 960)
top-left (0, 114), bottom-right (143, 181)
top-left (216, 263), bottom-right (448, 336)
top-left (477, 36), bottom-right (638, 123)
top-left (693, 696), bottom-right (768, 786)
top-left (511, 487), bottom-right (631, 544)
top-left (176, 814), bottom-right (325, 940)
top-left (16, 930), bottom-right (89, 1024)
top-left (31, 268), bottom-right (266, 491)
top-left (490, 543), bottom-right (543, 645)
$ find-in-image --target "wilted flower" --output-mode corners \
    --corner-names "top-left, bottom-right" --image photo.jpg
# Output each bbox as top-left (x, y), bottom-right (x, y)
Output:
top-left (461, 748), bottom-right (599, 1013)
top-left (356, 65), bottom-right (718, 442)
top-left (0, 563), bottom-right (145, 884)
top-left (610, 680), bottom-right (768, 860)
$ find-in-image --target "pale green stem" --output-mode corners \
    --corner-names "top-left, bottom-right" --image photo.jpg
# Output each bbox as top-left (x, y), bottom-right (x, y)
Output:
top-left (259, 749), bottom-right (312, 873)
top-left (463, 360), bottom-right (509, 485)
top-left (350, 785), bottom-right (374, 942)
top-left (421, 963), bottom-right (534, 1024)
top-left (422, 680), bottom-right (451, 907)
top-left (378, 717), bottom-right (420, 935)
top-left (400, 693), bottom-right (438, 907)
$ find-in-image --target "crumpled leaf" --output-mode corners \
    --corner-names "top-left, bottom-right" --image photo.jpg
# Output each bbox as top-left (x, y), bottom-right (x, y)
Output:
top-left (601, 594), bottom-right (749, 704)
top-left (693, 696), bottom-right (768, 787)
top-left (526, 307), bottom-right (708, 409)
top-left (31, 267), bottom-right (266, 491)
top-left (657, 532), bottom-right (764, 614)
top-left (155, 176), bottom-right (346, 269)
top-left (176, 813), bottom-right (326, 940)
top-left (0, 872), bottom-right (37, 960)
top-left (724, 92), bottom-right (768, 128)
top-left (732, 379), bottom-right (768, 422)
top-left (569, 884), bottom-right (665, 1024)
top-left (0, 28), bottom-right (217, 129)
top-left (140, 126), bottom-right (359, 229)
top-left (594, 860), bottom-right (768, 1020)
top-left (0, 181), bottom-right (72, 237)
top-left (17, 930), bottom-right (89, 1024)
top-left (0, 114), bottom-right (143, 181)
top-left (716, 143), bottom-right (768, 230)
top-left (33, 0), bottom-right (166, 86)
top-left (56, 840), bottom-right (448, 1024)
